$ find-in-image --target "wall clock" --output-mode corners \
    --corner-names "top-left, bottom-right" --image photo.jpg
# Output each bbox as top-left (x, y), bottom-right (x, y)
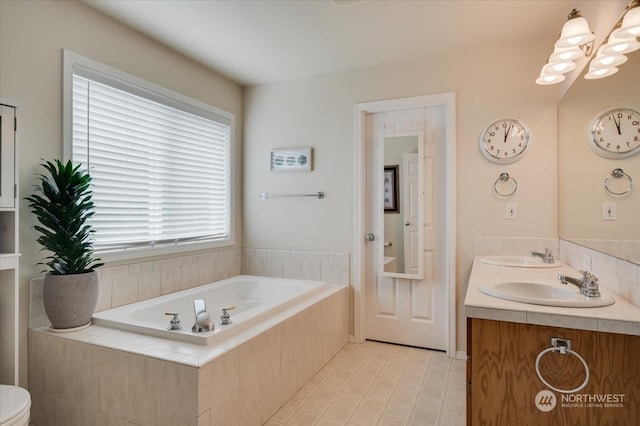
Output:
top-left (588, 107), bottom-right (640, 159)
top-left (479, 118), bottom-right (531, 164)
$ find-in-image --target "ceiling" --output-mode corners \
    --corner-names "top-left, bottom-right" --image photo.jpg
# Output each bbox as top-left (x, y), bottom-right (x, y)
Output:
top-left (85, 0), bottom-right (574, 86)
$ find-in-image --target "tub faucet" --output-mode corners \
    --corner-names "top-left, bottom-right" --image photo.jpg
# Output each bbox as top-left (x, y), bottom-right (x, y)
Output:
top-left (164, 312), bottom-right (182, 331)
top-left (192, 299), bottom-right (214, 333)
top-left (558, 271), bottom-right (601, 297)
top-left (530, 249), bottom-right (554, 264)
top-left (219, 306), bottom-right (236, 325)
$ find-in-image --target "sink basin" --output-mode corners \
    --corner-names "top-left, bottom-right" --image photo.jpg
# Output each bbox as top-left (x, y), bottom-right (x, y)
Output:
top-left (480, 255), bottom-right (562, 268)
top-left (478, 281), bottom-right (615, 308)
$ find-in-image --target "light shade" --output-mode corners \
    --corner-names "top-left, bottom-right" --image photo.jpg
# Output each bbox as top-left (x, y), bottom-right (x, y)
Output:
top-left (549, 46), bottom-right (585, 62)
top-left (615, 6), bottom-right (640, 39)
top-left (589, 49), bottom-right (628, 69)
top-left (555, 16), bottom-right (596, 48)
top-left (535, 73), bottom-right (566, 85)
top-left (584, 66), bottom-right (619, 80)
top-left (600, 32), bottom-right (640, 55)
top-left (541, 60), bottom-right (577, 75)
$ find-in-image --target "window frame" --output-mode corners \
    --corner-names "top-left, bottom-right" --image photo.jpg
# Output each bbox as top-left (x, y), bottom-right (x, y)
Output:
top-left (62, 50), bottom-right (235, 263)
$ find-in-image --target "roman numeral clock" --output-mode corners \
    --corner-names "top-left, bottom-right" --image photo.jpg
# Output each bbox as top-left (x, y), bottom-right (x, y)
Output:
top-left (479, 118), bottom-right (531, 164)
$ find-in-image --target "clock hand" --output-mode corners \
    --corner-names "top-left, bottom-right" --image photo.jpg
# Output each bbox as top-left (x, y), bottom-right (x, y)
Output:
top-left (504, 123), bottom-right (512, 143)
top-left (611, 113), bottom-right (621, 135)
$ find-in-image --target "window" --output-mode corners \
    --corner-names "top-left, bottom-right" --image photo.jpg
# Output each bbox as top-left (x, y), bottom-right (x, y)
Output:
top-left (64, 51), bottom-right (234, 259)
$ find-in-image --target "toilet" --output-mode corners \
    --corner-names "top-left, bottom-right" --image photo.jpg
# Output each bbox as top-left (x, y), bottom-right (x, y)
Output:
top-left (0, 385), bottom-right (30, 426)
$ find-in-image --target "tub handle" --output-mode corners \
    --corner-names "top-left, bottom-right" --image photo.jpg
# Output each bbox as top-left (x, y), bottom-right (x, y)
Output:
top-left (164, 312), bottom-right (182, 331)
top-left (220, 306), bottom-right (236, 326)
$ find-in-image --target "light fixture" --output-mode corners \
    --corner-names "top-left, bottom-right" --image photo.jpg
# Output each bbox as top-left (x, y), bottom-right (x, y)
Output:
top-left (541, 60), bottom-right (577, 75)
top-left (600, 32), bottom-right (640, 56)
top-left (535, 9), bottom-right (594, 85)
top-left (535, 73), bottom-right (566, 85)
top-left (536, 1), bottom-right (640, 85)
top-left (584, 66), bottom-right (619, 80)
top-left (589, 50), bottom-right (628, 69)
top-left (583, 0), bottom-right (639, 80)
top-left (614, 1), bottom-right (640, 39)
top-left (555, 9), bottom-right (596, 48)
top-left (549, 46), bottom-right (585, 62)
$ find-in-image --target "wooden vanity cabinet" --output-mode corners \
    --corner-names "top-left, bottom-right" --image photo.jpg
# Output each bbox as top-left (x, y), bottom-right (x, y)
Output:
top-left (466, 318), bottom-right (640, 425)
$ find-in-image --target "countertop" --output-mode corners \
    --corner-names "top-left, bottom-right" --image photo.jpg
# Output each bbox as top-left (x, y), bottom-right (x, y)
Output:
top-left (465, 256), bottom-right (640, 336)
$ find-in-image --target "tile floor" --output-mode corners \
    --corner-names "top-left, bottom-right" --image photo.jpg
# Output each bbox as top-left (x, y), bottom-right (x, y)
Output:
top-left (266, 340), bottom-right (466, 426)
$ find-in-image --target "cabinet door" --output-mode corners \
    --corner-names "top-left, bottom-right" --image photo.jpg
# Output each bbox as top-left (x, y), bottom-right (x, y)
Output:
top-left (0, 105), bottom-right (16, 208)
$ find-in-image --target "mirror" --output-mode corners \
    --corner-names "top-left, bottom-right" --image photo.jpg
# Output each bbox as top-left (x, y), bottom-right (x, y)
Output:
top-left (380, 133), bottom-right (424, 278)
top-left (559, 38), bottom-right (640, 264)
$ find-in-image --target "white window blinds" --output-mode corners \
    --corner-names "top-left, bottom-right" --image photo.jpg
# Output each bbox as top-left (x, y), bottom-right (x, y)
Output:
top-left (71, 69), bottom-right (231, 253)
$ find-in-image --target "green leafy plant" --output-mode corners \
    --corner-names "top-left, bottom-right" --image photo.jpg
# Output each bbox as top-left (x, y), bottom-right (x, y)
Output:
top-left (25, 159), bottom-right (104, 274)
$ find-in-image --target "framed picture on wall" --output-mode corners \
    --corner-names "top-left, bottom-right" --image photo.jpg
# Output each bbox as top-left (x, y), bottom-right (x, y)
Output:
top-left (270, 147), bottom-right (313, 172)
top-left (384, 165), bottom-right (399, 213)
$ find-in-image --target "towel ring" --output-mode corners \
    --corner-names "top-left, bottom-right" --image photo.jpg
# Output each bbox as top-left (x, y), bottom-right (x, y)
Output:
top-left (604, 168), bottom-right (633, 196)
top-left (494, 172), bottom-right (518, 197)
top-left (535, 338), bottom-right (590, 394)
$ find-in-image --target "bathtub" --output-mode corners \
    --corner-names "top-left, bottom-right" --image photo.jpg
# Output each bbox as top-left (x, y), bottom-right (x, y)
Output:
top-left (92, 275), bottom-right (330, 345)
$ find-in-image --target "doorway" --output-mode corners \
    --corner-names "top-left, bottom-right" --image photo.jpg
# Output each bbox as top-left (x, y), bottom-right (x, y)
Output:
top-left (353, 93), bottom-right (456, 356)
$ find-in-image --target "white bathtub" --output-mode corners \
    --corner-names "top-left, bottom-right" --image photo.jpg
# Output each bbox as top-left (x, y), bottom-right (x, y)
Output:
top-left (92, 275), bottom-right (330, 345)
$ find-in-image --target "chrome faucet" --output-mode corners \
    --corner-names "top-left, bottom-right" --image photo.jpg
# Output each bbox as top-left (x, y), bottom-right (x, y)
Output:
top-left (530, 249), bottom-right (555, 264)
top-left (164, 312), bottom-right (182, 331)
top-left (558, 271), bottom-right (601, 297)
top-left (192, 299), bottom-right (214, 333)
top-left (219, 306), bottom-right (236, 325)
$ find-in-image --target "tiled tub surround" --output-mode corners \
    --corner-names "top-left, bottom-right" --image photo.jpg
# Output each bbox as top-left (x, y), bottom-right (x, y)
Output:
top-left (29, 247), bottom-right (243, 329)
top-left (242, 249), bottom-right (350, 285)
top-left (30, 248), bottom-right (350, 330)
top-left (29, 282), bottom-right (349, 425)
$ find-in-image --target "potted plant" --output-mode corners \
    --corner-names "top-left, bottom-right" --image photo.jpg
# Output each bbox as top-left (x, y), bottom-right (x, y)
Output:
top-left (25, 159), bottom-right (104, 329)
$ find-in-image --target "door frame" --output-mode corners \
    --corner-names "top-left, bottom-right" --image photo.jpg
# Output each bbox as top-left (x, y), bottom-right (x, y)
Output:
top-left (352, 92), bottom-right (457, 357)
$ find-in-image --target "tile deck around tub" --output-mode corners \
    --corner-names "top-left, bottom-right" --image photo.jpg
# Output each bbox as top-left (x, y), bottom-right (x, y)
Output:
top-left (267, 340), bottom-right (466, 426)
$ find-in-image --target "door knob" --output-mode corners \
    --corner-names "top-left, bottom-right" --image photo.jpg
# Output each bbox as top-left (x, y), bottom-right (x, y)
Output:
top-left (405, 221), bottom-right (411, 226)
top-left (365, 233), bottom-right (375, 242)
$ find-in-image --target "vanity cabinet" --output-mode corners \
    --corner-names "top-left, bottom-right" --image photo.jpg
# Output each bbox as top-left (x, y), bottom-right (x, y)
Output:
top-left (0, 103), bottom-right (19, 385)
top-left (467, 318), bottom-right (640, 425)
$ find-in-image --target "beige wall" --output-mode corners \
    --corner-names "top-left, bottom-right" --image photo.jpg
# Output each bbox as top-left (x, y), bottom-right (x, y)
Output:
top-left (243, 40), bottom-right (561, 353)
top-left (0, 1), bottom-right (243, 386)
top-left (2, 0), bottom-right (628, 389)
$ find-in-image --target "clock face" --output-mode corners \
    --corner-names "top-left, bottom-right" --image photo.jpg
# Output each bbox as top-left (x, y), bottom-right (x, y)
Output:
top-left (589, 108), bottom-right (640, 159)
top-left (479, 118), bottom-right (530, 164)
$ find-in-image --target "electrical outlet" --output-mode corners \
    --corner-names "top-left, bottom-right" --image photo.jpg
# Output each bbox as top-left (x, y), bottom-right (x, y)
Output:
top-left (506, 203), bottom-right (517, 220)
top-left (602, 202), bottom-right (616, 220)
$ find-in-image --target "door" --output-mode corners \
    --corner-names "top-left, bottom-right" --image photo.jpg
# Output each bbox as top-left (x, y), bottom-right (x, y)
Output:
top-left (402, 153), bottom-right (419, 275)
top-left (0, 105), bottom-right (16, 208)
top-left (364, 106), bottom-right (447, 350)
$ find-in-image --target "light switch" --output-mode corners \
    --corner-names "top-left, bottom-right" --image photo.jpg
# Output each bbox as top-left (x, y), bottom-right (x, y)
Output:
top-left (506, 203), bottom-right (517, 220)
top-left (602, 202), bottom-right (616, 220)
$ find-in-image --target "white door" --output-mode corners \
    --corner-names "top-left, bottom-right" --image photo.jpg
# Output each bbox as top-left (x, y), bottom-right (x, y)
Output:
top-left (402, 153), bottom-right (419, 275)
top-left (364, 107), bottom-right (447, 351)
